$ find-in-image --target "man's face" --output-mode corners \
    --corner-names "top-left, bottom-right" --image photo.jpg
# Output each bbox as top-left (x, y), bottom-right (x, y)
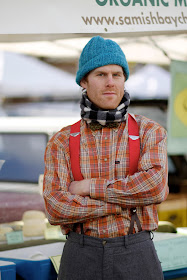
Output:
top-left (80, 65), bottom-right (125, 110)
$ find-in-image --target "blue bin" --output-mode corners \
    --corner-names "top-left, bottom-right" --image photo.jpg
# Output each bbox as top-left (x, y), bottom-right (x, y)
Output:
top-left (0, 242), bottom-right (64, 280)
top-left (0, 257), bottom-right (57, 280)
top-left (164, 268), bottom-right (187, 279)
top-left (0, 260), bottom-right (16, 280)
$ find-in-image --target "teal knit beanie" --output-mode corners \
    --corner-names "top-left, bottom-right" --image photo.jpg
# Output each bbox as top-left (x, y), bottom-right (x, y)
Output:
top-left (76, 36), bottom-right (129, 86)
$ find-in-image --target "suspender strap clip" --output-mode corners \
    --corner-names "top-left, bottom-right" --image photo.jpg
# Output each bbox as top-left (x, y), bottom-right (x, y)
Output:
top-left (128, 208), bottom-right (142, 235)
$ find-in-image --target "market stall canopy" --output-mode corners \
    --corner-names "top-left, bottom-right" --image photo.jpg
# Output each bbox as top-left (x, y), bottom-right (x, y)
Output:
top-left (0, 51), bottom-right (80, 98)
top-left (0, 34), bottom-right (186, 65)
top-left (126, 64), bottom-right (171, 100)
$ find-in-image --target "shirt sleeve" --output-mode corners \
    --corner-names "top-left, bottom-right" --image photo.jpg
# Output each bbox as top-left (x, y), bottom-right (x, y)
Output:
top-left (43, 136), bottom-right (122, 226)
top-left (90, 124), bottom-right (169, 208)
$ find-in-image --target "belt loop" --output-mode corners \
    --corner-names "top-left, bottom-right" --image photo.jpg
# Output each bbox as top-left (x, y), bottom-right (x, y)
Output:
top-left (124, 235), bottom-right (128, 248)
top-left (66, 232), bottom-right (70, 239)
top-left (80, 234), bottom-right (84, 247)
top-left (150, 231), bottom-right (154, 240)
top-left (80, 223), bottom-right (84, 235)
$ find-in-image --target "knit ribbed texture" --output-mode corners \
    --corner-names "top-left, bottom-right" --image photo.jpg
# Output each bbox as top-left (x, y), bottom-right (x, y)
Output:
top-left (76, 36), bottom-right (129, 86)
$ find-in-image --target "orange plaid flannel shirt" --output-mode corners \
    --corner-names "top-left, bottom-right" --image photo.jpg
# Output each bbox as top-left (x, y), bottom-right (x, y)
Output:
top-left (43, 114), bottom-right (169, 238)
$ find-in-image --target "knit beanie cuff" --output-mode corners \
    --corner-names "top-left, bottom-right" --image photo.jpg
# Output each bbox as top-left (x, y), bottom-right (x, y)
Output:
top-left (76, 52), bottom-right (129, 85)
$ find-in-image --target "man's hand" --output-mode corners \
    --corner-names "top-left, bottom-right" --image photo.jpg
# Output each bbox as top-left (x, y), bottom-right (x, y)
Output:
top-left (69, 179), bottom-right (91, 196)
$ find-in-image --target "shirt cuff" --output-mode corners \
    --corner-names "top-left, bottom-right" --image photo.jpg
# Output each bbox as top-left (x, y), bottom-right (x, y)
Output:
top-left (90, 178), bottom-right (108, 201)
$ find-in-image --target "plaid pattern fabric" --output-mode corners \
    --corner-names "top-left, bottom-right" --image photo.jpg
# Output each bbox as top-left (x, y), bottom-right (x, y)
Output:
top-left (80, 90), bottom-right (130, 126)
top-left (43, 114), bottom-right (169, 238)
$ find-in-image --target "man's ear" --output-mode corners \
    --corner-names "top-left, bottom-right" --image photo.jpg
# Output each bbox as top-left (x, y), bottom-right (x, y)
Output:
top-left (80, 78), bottom-right (87, 88)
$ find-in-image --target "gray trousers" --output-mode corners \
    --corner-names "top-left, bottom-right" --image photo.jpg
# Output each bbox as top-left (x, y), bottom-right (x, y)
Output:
top-left (58, 231), bottom-right (164, 280)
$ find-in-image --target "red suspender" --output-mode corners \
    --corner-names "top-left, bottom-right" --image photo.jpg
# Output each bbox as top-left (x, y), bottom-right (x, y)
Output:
top-left (69, 120), bottom-right (83, 181)
top-left (69, 114), bottom-right (140, 180)
top-left (128, 114), bottom-right (140, 175)
top-left (126, 114), bottom-right (142, 233)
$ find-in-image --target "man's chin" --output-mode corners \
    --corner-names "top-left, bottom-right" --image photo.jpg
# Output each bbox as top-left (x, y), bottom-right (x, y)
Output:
top-left (100, 105), bottom-right (118, 110)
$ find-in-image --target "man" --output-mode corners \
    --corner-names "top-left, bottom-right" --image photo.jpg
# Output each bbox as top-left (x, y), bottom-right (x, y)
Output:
top-left (43, 36), bottom-right (169, 280)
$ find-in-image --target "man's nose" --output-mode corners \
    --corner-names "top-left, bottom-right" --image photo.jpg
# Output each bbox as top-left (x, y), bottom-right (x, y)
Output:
top-left (106, 75), bottom-right (114, 86)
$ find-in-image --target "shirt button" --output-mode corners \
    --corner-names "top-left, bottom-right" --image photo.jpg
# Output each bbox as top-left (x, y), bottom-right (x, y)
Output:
top-left (104, 137), bottom-right (108, 140)
top-left (104, 158), bottom-right (107, 162)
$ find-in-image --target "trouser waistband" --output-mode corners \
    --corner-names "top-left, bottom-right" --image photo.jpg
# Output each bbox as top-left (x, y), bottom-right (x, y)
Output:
top-left (67, 230), bottom-right (152, 248)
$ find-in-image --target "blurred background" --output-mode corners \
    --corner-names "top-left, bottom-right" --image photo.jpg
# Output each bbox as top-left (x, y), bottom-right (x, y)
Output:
top-left (0, 35), bottom-right (186, 250)
top-left (0, 3), bottom-right (187, 279)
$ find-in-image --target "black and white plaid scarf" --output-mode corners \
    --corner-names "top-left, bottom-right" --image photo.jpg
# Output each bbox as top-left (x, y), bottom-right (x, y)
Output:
top-left (80, 89), bottom-right (130, 127)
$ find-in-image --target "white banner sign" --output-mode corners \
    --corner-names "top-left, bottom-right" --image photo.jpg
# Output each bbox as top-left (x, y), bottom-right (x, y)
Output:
top-left (0, 0), bottom-right (187, 34)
